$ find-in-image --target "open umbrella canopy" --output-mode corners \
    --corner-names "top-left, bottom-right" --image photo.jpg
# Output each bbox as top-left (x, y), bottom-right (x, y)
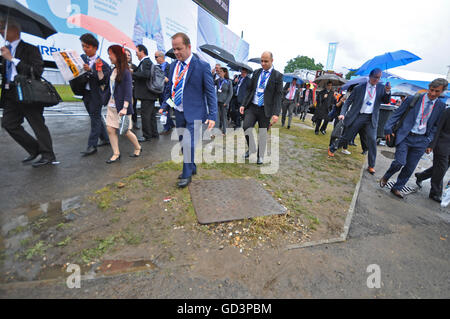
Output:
top-left (199, 44), bottom-right (235, 64)
top-left (340, 76), bottom-right (368, 90)
top-left (248, 57), bottom-right (261, 64)
top-left (165, 48), bottom-right (176, 59)
top-left (227, 61), bottom-right (253, 73)
top-left (391, 91), bottom-right (411, 97)
top-left (283, 73), bottom-right (303, 84)
top-left (67, 14), bottom-right (137, 51)
top-left (355, 50), bottom-right (421, 76)
top-left (314, 73), bottom-right (347, 88)
top-left (0, 0), bottom-right (57, 39)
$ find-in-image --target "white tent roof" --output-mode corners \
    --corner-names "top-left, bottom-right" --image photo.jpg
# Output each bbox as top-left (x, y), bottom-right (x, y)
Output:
top-left (388, 68), bottom-right (446, 82)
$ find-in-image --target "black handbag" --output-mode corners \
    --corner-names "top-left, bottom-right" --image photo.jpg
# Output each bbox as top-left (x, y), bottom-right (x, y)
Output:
top-left (386, 93), bottom-right (421, 147)
top-left (14, 68), bottom-right (62, 107)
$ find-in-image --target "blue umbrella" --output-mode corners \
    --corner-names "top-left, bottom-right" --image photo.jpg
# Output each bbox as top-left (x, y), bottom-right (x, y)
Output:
top-left (283, 73), bottom-right (303, 84)
top-left (355, 50), bottom-right (421, 76)
top-left (340, 76), bottom-right (368, 90)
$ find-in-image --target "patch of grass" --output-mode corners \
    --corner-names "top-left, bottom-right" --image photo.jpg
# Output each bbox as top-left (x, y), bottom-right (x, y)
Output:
top-left (7, 225), bottom-right (27, 237)
top-left (25, 241), bottom-right (50, 260)
top-left (54, 85), bottom-right (81, 102)
top-left (57, 236), bottom-right (72, 247)
top-left (92, 186), bottom-right (115, 210)
top-left (79, 235), bottom-right (118, 264)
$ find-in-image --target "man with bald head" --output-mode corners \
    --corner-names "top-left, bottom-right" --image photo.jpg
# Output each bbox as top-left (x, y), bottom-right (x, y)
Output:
top-left (240, 51), bottom-right (283, 165)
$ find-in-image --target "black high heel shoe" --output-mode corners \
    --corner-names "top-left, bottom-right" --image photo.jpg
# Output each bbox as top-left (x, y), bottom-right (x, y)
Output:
top-left (106, 154), bottom-right (121, 164)
top-left (129, 147), bottom-right (142, 158)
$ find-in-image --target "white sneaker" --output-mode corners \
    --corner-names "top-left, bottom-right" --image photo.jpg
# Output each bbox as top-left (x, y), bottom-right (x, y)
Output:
top-left (341, 149), bottom-right (351, 155)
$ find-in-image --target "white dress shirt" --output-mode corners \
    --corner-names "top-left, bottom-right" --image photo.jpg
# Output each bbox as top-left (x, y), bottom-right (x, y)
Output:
top-left (85, 54), bottom-right (99, 91)
top-left (360, 81), bottom-right (377, 114)
top-left (171, 53), bottom-right (193, 112)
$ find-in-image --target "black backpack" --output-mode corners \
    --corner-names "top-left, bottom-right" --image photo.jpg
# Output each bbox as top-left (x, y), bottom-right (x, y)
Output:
top-left (146, 64), bottom-right (165, 95)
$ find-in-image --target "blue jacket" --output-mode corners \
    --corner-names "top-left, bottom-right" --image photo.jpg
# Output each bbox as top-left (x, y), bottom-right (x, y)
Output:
top-left (161, 54), bottom-right (217, 123)
top-left (109, 68), bottom-right (133, 115)
top-left (340, 82), bottom-right (391, 129)
top-left (81, 54), bottom-right (111, 107)
top-left (236, 76), bottom-right (250, 105)
top-left (384, 93), bottom-right (445, 147)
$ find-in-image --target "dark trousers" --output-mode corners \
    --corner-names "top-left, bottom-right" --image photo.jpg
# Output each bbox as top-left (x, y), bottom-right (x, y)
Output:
top-left (131, 96), bottom-right (138, 125)
top-left (416, 153), bottom-right (450, 197)
top-left (1, 89), bottom-right (56, 160)
top-left (243, 104), bottom-right (271, 158)
top-left (230, 96), bottom-right (242, 128)
top-left (217, 102), bottom-right (228, 134)
top-left (82, 93), bottom-right (109, 148)
top-left (281, 99), bottom-right (295, 127)
top-left (140, 99), bottom-right (158, 138)
top-left (383, 134), bottom-right (428, 191)
top-left (332, 113), bottom-right (377, 167)
top-left (315, 119), bottom-right (329, 133)
top-left (163, 107), bottom-right (175, 132)
top-left (299, 102), bottom-right (310, 120)
top-left (174, 109), bottom-right (200, 179)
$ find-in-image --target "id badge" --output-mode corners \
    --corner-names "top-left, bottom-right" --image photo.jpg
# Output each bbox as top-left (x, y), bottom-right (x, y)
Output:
top-left (4, 83), bottom-right (9, 90)
top-left (218, 89), bottom-right (222, 93)
top-left (257, 88), bottom-right (264, 93)
top-left (418, 123), bottom-right (426, 130)
top-left (166, 98), bottom-right (176, 108)
top-left (366, 101), bottom-right (372, 106)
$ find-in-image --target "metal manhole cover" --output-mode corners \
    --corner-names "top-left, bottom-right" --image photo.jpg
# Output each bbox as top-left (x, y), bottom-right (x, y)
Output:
top-left (189, 179), bottom-right (287, 224)
top-left (385, 180), bottom-right (418, 195)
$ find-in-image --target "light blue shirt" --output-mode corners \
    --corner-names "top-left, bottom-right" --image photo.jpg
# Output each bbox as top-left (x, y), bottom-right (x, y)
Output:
top-left (411, 94), bottom-right (437, 135)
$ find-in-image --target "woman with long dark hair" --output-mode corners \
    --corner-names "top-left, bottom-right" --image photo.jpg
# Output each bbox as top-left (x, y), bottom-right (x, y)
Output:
top-left (105, 45), bottom-right (142, 163)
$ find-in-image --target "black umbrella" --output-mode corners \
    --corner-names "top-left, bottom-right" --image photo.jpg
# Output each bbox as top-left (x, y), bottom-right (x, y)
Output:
top-left (227, 61), bottom-right (253, 73)
top-left (314, 73), bottom-right (347, 88)
top-left (199, 44), bottom-right (235, 64)
top-left (165, 48), bottom-right (176, 59)
top-left (391, 91), bottom-right (410, 97)
top-left (248, 57), bottom-right (261, 64)
top-left (0, 0), bottom-right (57, 39)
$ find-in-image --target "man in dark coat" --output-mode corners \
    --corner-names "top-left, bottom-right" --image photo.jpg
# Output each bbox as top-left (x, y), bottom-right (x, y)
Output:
top-left (415, 104), bottom-right (450, 203)
top-left (314, 81), bottom-right (335, 135)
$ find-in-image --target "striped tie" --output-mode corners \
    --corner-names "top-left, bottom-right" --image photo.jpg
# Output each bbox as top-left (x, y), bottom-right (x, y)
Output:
top-left (257, 71), bottom-right (269, 106)
top-left (174, 61), bottom-right (186, 106)
top-left (5, 44), bottom-right (13, 83)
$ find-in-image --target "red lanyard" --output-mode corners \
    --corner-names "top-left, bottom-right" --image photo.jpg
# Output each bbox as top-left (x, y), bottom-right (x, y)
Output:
top-left (172, 61), bottom-right (190, 98)
top-left (420, 95), bottom-right (435, 124)
top-left (367, 85), bottom-right (375, 99)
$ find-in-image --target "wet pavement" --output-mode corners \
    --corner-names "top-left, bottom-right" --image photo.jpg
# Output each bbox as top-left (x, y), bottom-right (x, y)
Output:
top-left (0, 108), bottom-right (449, 298)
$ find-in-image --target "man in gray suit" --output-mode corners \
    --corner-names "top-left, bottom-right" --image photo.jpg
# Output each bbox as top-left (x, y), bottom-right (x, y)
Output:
top-left (328, 68), bottom-right (391, 174)
top-left (281, 78), bottom-right (300, 129)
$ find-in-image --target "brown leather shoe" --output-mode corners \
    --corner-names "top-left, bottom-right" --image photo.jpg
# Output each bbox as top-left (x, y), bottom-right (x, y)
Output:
top-left (379, 177), bottom-right (388, 188)
top-left (367, 167), bottom-right (376, 175)
top-left (391, 189), bottom-right (404, 199)
top-left (327, 148), bottom-right (335, 157)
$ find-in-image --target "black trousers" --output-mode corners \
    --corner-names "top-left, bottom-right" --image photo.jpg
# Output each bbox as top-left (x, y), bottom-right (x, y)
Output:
top-left (315, 118), bottom-right (329, 133)
top-left (243, 104), bottom-right (271, 157)
top-left (217, 102), bottom-right (228, 134)
top-left (140, 99), bottom-right (158, 138)
top-left (416, 153), bottom-right (450, 197)
top-left (131, 95), bottom-right (138, 125)
top-left (1, 88), bottom-right (55, 160)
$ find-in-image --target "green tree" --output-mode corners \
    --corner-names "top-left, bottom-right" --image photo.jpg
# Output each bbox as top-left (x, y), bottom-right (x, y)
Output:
top-left (284, 55), bottom-right (324, 73)
top-left (345, 70), bottom-right (356, 80)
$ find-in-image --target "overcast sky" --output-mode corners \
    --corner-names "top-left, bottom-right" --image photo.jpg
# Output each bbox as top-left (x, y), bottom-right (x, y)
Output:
top-left (227, 0), bottom-right (450, 77)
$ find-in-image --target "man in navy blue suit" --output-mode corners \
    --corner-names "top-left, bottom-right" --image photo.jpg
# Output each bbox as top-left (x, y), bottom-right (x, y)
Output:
top-left (380, 78), bottom-right (447, 199)
top-left (159, 32), bottom-right (217, 188)
top-left (328, 68), bottom-right (391, 174)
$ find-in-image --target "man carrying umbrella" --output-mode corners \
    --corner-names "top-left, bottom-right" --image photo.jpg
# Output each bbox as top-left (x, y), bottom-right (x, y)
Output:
top-left (0, 18), bottom-right (57, 167)
top-left (281, 78), bottom-right (300, 129)
top-left (328, 68), bottom-right (391, 175)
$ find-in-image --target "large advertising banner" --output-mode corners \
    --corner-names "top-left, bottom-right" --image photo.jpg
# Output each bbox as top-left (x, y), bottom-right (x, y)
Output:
top-left (8, 0), bottom-right (248, 70)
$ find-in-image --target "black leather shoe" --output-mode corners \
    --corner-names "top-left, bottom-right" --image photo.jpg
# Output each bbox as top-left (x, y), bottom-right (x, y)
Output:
top-left (97, 140), bottom-right (110, 147)
top-left (391, 189), bottom-right (404, 199)
top-left (315, 131), bottom-right (319, 135)
top-left (415, 173), bottom-right (423, 188)
top-left (32, 158), bottom-right (54, 168)
top-left (22, 153), bottom-right (39, 163)
top-left (349, 142), bottom-right (357, 146)
top-left (178, 171), bottom-right (196, 179)
top-left (81, 146), bottom-right (97, 156)
top-left (106, 155), bottom-right (121, 164)
top-left (321, 130), bottom-right (326, 135)
top-left (177, 176), bottom-right (192, 188)
top-left (361, 150), bottom-right (368, 155)
top-left (244, 151), bottom-right (250, 159)
top-left (257, 157), bottom-right (264, 165)
top-left (429, 194), bottom-right (441, 203)
top-left (287, 126), bottom-right (290, 129)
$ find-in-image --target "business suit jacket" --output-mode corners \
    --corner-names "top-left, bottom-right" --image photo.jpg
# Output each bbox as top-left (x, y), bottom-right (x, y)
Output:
top-left (301, 88), bottom-right (313, 104)
top-left (242, 68), bottom-right (283, 118)
top-left (384, 94), bottom-right (446, 147)
top-left (282, 83), bottom-right (301, 104)
top-left (236, 76), bottom-right (250, 105)
top-left (315, 89), bottom-right (336, 120)
top-left (109, 68), bottom-right (133, 115)
top-left (132, 57), bottom-right (158, 101)
top-left (161, 54), bottom-right (217, 123)
top-left (341, 82), bottom-right (391, 129)
top-left (80, 54), bottom-right (111, 107)
top-left (1, 40), bottom-right (43, 107)
top-left (215, 78), bottom-right (233, 106)
top-left (431, 106), bottom-right (450, 156)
